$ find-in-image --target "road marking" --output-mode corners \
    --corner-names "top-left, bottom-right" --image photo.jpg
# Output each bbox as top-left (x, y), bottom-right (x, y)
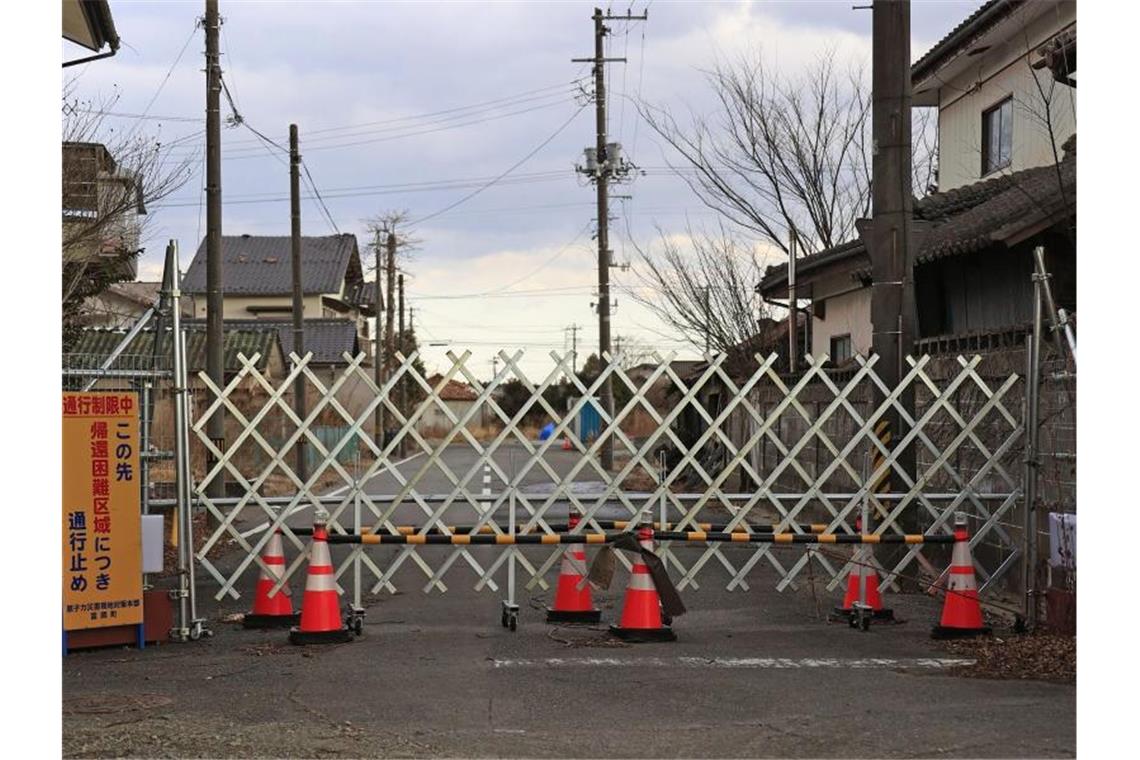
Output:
top-left (490, 657), bottom-right (975, 669)
top-left (237, 452), bottom-right (427, 538)
top-left (324, 451), bottom-right (426, 497)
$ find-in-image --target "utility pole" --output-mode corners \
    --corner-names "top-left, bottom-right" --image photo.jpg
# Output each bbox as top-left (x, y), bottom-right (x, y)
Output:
top-left (566, 323), bottom-right (581, 373)
top-left (378, 229), bottom-right (392, 448)
top-left (289, 124), bottom-right (308, 481)
top-left (204, 0), bottom-right (225, 504)
top-left (868, 0), bottom-right (917, 513)
top-left (385, 231), bottom-right (397, 380)
top-left (787, 229), bottom-right (798, 373)
top-left (573, 6), bottom-right (646, 471)
top-left (398, 272), bottom-right (406, 455)
top-left (703, 285), bottom-right (712, 356)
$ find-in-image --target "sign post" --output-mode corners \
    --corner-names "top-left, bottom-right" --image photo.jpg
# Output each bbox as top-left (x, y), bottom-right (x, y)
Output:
top-left (63, 391), bottom-right (144, 650)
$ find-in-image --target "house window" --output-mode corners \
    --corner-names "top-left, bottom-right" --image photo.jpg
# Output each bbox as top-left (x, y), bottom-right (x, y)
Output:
top-left (982, 97), bottom-right (1013, 175)
top-left (829, 334), bottom-right (853, 363)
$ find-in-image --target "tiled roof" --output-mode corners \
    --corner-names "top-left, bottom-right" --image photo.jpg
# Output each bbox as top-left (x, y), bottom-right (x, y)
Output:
top-left (184, 318), bottom-right (360, 366)
top-left (911, 1), bottom-right (1022, 85)
top-left (181, 234), bottom-right (360, 296)
top-left (345, 280), bottom-right (380, 313)
top-left (427, 374), bottom-right (479, 402)
top-left (69, 326), bottom-right (280, 372)
top-left (758, 142), bottom-right (1075, 294)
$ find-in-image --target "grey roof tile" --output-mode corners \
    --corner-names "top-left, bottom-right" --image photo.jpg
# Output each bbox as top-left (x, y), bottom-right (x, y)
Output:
top-left (181, 234), bottom-right (360, 296)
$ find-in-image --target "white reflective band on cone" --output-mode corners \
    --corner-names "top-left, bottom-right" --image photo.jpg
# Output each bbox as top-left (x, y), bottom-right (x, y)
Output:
top-left (305, 571), bottom-right (338, 593)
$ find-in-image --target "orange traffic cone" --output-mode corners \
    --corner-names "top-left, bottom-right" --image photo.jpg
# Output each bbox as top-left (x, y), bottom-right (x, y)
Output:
top-left (610, 527), bottom-right (676, 642)
top-left (289, 511), bottom-right (353, 645)
top-left (931, 513), bottom-right (991, 639)
top-left (243, 528), bottom-right (301, 629)
top-left (546, 514), bottom-right (601, 624)
top-left (561, 436), bottom-right (572, 451)
top-left (831, 518), bottom-right (894, 624)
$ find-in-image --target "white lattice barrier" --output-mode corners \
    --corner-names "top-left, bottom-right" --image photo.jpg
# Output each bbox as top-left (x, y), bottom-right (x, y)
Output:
top-left (190, 350), bottom-right (1023, 601)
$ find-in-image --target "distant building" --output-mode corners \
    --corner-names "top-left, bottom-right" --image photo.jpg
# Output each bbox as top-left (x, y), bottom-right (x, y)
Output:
top-left (418, 374), bottom-right (486, 435)
top-left (63, 141), bottom-right (145, 283)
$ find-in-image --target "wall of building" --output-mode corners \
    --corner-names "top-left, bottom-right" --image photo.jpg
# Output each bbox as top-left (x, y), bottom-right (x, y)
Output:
top-left (935, 3), bottom-right (1076, 191)
top-left (417, 400), bottom-right (486, 436)
top-left (189, 294), bottom-right (325, 320)
top-left (808, 271), bottom-right (873, 358)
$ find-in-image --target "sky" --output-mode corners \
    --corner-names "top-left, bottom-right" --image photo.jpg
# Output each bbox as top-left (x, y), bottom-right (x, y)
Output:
top-left (63, 0), bottom-right (983, 379)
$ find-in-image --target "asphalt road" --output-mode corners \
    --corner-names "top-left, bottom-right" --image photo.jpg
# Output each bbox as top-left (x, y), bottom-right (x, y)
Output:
top-left (62, 442), bottom-right (1075, 758)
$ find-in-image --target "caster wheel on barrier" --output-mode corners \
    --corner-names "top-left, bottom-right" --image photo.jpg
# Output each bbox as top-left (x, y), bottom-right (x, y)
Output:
top-left (508, 615), bottom-right (517, 632)
top-left (662, 613), bottom-right (673, 627)
top-left (189, 627), bottom-right (201, 641)
top-left (861, 616), bottom-right (871, 632)
top-left (501, 610), bottom-right (509, 628)
top-left (352, 618), bottom-right (364, 636)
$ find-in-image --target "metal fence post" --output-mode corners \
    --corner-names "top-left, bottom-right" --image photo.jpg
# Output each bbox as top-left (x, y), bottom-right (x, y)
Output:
top-left (1023, 274), bottom-right (1043, 630)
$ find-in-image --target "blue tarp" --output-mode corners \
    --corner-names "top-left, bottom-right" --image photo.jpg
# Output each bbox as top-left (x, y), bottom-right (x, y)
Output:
top-left (538, 422), bottom-right (555, 441)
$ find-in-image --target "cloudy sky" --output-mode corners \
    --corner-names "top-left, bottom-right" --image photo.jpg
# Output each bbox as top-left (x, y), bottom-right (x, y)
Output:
top-left (64, 0), bottom-right (981, 378)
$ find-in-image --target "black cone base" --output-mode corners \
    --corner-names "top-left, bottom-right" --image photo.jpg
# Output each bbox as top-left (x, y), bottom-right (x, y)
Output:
top-left (546, 608), bottom-right (602, 624)
top-left (830, 606), bottom-right (895, 623)
top-left (609, 624), bottom-right (676, 643)
top-left (288, 626), bottom-right (353, 645)
top-left (243, 612), bottom-right (301, 629)
top-left (931, 625), bottom-right (992, 640)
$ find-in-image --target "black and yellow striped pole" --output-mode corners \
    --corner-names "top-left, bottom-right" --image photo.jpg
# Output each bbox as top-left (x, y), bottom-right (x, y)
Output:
top-left (321, 531), bottom-right (955, 546)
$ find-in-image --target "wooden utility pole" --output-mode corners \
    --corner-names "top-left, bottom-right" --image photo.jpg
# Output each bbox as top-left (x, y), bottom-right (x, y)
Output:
top-left (204, 0), bottom-right (225, 503)
top-left (572, 6), bottom-right (646, 471)
top-left (289, 124), bottom-right (308, 480)
top-left (869, 0), bottom-right (917, 498)
top-left (378, 229), bottom-right (392, 448)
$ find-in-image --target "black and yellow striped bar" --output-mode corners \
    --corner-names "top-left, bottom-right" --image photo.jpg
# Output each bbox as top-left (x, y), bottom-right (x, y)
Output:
top-left (294, 520), bottom-right (829, 537)
top-left (322, 531), bottom-right (955, 546)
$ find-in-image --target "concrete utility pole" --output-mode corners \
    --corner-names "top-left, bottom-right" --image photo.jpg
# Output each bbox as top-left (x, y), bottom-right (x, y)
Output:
top-left (787, 229), bottom-right (798, 373)
top-left (384, 231), bottom-right (397, 431)
top-left (868, 1), bottom-right (917, 499)
top-left (372, 231), bottom-right (384, 448)
top-left (289, 123), bottom-right (308, 481)
top-left (398, 272), bottom-right (406, 454)
top-left (204, 0), bottom-right (225, 503)
top-left (566, 323), bottom-right (581, 373)
top-left (573, 6), bottom-right (646, 471)
top-left (703, 285), bottom-right (712, 356)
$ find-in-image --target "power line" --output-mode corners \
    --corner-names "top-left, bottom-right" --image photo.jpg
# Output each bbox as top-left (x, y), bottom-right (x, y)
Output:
top-left (161, 88), bottom-right (587, 158)
top-left (300, 160), bottom-right (341, 235)
top-left (480, 221), bottom-right (595, 295)
top-left (122, 20), bottom-right (200, 142)
top-left (406, 103), bottom-right (589, 228)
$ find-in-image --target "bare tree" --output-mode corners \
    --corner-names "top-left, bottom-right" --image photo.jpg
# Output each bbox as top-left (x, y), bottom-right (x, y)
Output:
top-left (638, 52), bottom-right (881, 257)
top-left (631, 51), bottom-right (935, 355)
top-left (364, 210), bottom-right (419, 369)
top-left (627, 221), bottom-right (770, 354)
top-left (62, 82), bottom-right (196, 344)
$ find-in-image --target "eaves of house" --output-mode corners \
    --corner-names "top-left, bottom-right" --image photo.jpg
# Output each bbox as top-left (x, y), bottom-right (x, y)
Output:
top-left (757, 137), bottom-right (1075, 297)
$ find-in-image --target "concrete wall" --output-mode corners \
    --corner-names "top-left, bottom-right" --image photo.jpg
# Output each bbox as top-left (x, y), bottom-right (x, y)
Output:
top-left (935, 3), bottom-right (1076, 191)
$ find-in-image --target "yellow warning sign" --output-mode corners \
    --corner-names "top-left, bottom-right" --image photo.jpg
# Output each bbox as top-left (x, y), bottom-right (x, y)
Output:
top-left (62, 392), bottom-right (143, 631)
